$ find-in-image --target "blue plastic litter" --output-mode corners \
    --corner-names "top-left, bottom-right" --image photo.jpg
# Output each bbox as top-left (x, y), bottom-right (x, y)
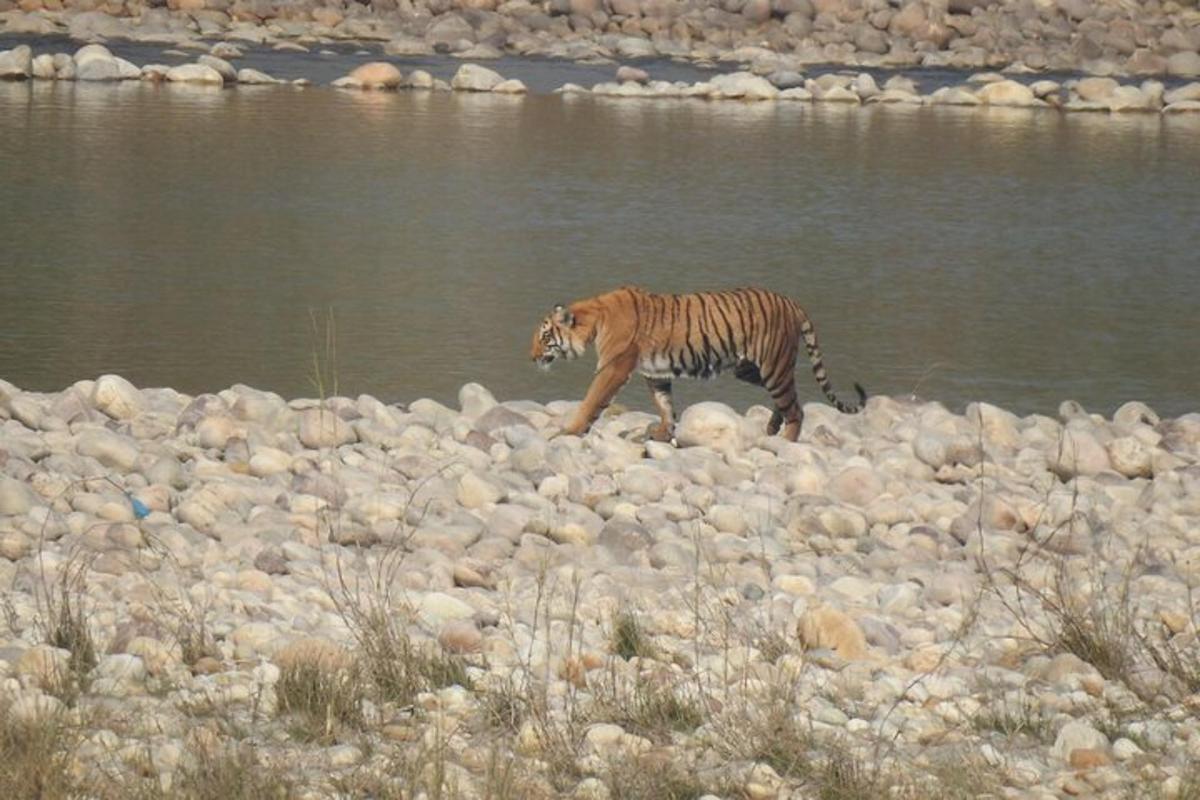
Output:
top-left (127, 494), bottom-right (151, 520)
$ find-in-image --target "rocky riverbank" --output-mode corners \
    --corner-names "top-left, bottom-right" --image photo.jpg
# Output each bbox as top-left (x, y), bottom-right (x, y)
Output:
top-left (2, 0), bottom-right (1200, 82)
top-left (2, 374), bottom-right (1199, 797)
top-left (5, 38), bottom-right (1200, 112)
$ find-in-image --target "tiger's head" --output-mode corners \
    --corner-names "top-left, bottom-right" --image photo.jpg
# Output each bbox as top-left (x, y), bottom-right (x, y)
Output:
top-left (531, 304), bottom-right (584, 369)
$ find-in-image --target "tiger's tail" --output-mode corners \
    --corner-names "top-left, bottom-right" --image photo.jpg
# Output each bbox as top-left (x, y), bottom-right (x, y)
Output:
top-left (797, 309), bottom-right (867, 414)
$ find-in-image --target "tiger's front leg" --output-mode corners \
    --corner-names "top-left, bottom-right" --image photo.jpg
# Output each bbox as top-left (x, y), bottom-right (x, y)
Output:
top-left (644, 377), bottom-right (674, 442)
top-left (562, 352), bottom-right (638, 436)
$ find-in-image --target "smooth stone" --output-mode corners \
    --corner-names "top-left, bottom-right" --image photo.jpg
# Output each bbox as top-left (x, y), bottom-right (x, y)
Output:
top-left (91, 374), bottom-right (143, 419)
top-left (416, 592), bottom-right (475, 627)
top-left (709, 71), bottom-right (779, 100)
top-left (492, 78), bottom-right (529, 94)
top-left (976, 79), bottom-right (1038, 107)
top-left (0, 477), bottom-right (36, 516)
top-left (348, 61), bottom-right (403, 90)
top-left (451, 63), bottom-right (504, 91)
top-left (1053, 721), bottom-right (1109, 763)
top-left (196, 55), bottom-right (236, 83)
top-left (165, 64), bottom-right (225, 85)
top-left (797, 605), bottom-right (869, 660)
top-left (675, 402), bottom-right (743, 452)
top-left (437, 620), bottom-right (483, 654)
top-left (0, 45), bottom-right (33, 80)
top-left (76, 429), bottom-right (140, 471)
top-left (297, 408), bottom-right (357, 449)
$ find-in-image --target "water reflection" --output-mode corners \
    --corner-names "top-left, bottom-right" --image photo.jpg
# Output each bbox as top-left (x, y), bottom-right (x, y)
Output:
top-left (1, 87), bottom-right (1197, 416)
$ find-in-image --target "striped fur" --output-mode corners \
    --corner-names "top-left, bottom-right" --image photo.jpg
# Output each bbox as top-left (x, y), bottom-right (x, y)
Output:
top-left (530, 286), bottom-right (866, 442)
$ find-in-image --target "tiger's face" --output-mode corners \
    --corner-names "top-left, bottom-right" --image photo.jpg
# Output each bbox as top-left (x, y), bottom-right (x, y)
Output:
top-left (531, 305), bottom-right (581, 368)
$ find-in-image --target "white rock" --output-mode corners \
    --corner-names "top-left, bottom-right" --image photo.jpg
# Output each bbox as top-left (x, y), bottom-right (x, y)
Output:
top-left (1164, 82), bottom-right (1200, 105)
top-left (114, 58), bottom-right (141, 80)
top-left (91, 374), bottom-right (143, 419)
top-left (827, 466), bottom-right (883, 508)
top-left (166, 64), bottom-right (225, 85)
top-left (249, 447), bottom-right (293, 476)
top-left (1073, 76), bottom-right (1118, 102)
top-left (675, 402), bottom-right (744, 452)
top-left (778, 87), bottom-right (813, 101)
top-left (0, 531), bottom-right (32, 561)
top-left (76, 429), bottom-right (140, 471)
top-left (458, 383), bottom-right (497, 420)
top-left (405, 69), bottom-right (434, 89)
top-left (416, 592), bottom-right (475, 627)
top-left (1106, 436), bottom-right (1152, 478)
top-left (31, 54), bottom-right (56, 80)
top-left (236, 68), bottom-right (280, 85)
top-left (76, 56), bottom-right (121, 82)
top-left (230, 622), bottom-right (285, 659)
top-left (73, 44), bottom-right (113, 68)
top-left (1050, 427), bottom-right (1111, 478)
top-left (1164, 100), bottom-right (1200, 113)
top-left (0, 477), bottom-right (36, 516)
top-left (927, 86), bottom-right (981, 105)
top-left (492, 78), bottom-right (528, 94)
top-left (298, 408), bottom-right (357, 449)
top-left (451, 63), bottom-right (504, 92)
top-left (191, 55), bottom-right (234, 83)
top-left (1053, 720), bottom-right (1108, 762)
top-left (457, 472), bottom-right (505, 508)
top-left (976, 80), bottom-right (1038, 107)
top-left (709, 71), bottom-right (779, 100)
top-left (0, 45), bottom-right (33, 80)
top-left (347, 61), bottom-right (403, 89)
top-left (815, 85), bottom-right (861, 103)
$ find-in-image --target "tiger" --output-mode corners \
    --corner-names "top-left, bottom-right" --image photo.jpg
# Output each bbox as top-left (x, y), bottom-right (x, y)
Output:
top-left (530, 285), bottom-right (866, 442)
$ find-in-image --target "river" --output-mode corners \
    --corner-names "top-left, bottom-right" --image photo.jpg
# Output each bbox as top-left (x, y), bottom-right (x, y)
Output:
top-left (2, 77), bottom-right (1197, 418)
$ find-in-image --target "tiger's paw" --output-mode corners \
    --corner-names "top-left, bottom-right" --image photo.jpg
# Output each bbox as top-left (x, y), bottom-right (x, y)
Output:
top-left (647, 423), bottom-right (675, 444)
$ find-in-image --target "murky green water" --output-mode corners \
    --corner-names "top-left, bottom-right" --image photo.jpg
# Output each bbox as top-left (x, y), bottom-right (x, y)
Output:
top-left (2, 80), bottom-right (1198, 418)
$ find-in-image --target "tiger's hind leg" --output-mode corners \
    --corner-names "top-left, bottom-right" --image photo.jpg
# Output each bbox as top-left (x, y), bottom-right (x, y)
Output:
top-left (738, 360), bottom-right (802, 440)
top-left (765, 374), bottom-right (803, 442)
top-left (644, 377), bottom-right (675, 442)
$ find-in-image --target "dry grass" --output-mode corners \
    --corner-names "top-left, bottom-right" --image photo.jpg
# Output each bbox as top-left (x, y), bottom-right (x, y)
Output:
top-left (602, 750), bottom-right (709, 800)
top-left (715, 678), bottom-right (815, 781)
top-left (971, 690), bottom-right (1055, 743)
top-left (275, 660), bottom-right (366, 743)
top-left (0, 700), bottom-right (77, 799)
top-left (39, 554), bottom-right (98, 704)
top-left (610, 611), bottom-right (656, 661)
top-left (588, 669), bottom-right (705, 744)
top-left (171, 743), bottom-right (293, 800)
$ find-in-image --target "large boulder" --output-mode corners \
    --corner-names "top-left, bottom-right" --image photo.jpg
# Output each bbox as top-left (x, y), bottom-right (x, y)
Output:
top-left (197, 54), bottom-right (237, 83)
top-left (709, 71), bottom-right (779, 100)
top-left (236, 68), bottom-right (280, 85)
top-left (165, 64), bottom-right (225, 85)
top-left (675, 402), bottom-right (744, 452)
top-left (1072, 76), bottom-right (1117, 102)
top-left (31, 54), bottom-right (56, 80)
top-left (1167, 51), bottom-right (1200, 78)
top-left (451, 63), bottom-right (504, 91)
top-left (347, 61), bottom-right (403, 89)
top-left (0, 46), bottom-right (33, 80)
top-left (91, 374), bottom-right (144, 420)
top-left (76, 57), bottom-right (121, 82)
top-left (66, 12), bottom-right (130, 41)
top-left (976, 80), bottom-right (1038, 107)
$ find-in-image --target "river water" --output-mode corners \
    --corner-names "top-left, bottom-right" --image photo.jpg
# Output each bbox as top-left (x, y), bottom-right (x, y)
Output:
top-left (2, 77), bottom-right (1198, 418)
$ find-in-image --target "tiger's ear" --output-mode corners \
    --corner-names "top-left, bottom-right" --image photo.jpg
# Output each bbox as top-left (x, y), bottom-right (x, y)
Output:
top-left (553, 304), bottom-right (575, 326)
